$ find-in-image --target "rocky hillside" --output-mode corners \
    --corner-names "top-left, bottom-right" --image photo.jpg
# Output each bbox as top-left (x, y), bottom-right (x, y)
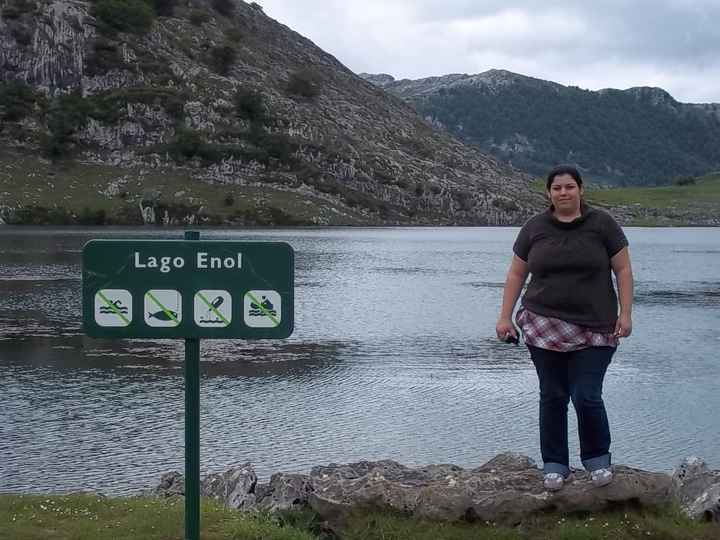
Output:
top-left (361, 70), bottom-right (720, 186)
top-left (0, 0), bottom-right (544, 226)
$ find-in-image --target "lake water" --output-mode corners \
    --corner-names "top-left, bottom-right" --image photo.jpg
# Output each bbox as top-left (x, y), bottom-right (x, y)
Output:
top-left (1, 226), bottom-right (719, 495)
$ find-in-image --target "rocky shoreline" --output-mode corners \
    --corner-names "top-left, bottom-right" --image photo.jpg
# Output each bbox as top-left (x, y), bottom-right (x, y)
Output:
top-left (149, 453), bottom-right (720, 530)
top-left (2, 204), bottom-right (718, 227)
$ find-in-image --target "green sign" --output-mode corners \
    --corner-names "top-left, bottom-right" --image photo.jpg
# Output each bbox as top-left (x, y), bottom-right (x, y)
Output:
top-left (82, 240), bottom-right (294, 339)
top-left (83, 233), bottom-right (295, 540)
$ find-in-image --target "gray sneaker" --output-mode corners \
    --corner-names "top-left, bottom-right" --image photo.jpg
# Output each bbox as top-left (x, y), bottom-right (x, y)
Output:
top-left (591, 467), bottom-right (613, 487)
top-left (543, 472), bottom-right (565, 491)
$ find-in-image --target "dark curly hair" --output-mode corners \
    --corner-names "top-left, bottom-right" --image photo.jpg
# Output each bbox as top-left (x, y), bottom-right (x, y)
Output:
top-left (546, 165), bottom-right (583, 191)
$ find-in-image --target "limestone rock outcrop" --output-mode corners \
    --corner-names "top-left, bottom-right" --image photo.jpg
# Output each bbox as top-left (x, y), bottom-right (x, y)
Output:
top-left (672, 456), bottom-right (720, 522)
top-left (1, 0), bottom-right (545, 225)
top-left (152, 452), bottom-right (720, 527)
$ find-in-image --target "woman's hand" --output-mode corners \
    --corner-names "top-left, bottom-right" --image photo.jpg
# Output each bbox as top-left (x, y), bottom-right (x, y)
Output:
top-left (614, 312), bottom-right (632, 338)
top-left (496, 317), bottom-right (518, 342)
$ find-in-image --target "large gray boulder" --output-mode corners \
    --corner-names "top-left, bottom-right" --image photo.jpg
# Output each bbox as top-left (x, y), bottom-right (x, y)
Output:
top-left (201, 463), bottom-right (257, 510)
top-left (307, 454), bottom-right (671, 526)
top-left (255, 473), bottom-right (315, 512)
top-left (152, 471), bottom-right (184, 497)
top-left (672, 457), bottom-right (720, 522)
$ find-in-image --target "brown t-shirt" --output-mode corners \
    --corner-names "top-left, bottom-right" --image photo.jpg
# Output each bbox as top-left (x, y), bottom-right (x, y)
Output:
top-left (513, 203), bottom-right (628, 333)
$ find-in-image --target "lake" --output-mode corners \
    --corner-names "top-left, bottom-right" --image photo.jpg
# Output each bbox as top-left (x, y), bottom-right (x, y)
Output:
top-left (1, 226), bottom-right (719, 495)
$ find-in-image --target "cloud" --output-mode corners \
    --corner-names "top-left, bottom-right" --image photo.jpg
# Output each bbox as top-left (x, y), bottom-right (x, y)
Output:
top-left (258, 0), bottom-right (720, 102)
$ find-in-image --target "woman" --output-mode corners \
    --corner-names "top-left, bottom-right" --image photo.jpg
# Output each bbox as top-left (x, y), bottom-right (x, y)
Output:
top-left (496, 165), bottom-right (633, 491)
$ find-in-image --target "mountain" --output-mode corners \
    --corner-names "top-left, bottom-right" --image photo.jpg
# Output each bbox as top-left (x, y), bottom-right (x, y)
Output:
top-left (360, 70), bottom-right (720, 186)
top-left (0, 1), bottom-right (544, 226)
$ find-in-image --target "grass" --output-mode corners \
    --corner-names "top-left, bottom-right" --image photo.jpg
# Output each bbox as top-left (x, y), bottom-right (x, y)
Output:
top-left (2, 146), bottom-right (719, 226)
top-left (0, 494), bottom-right (315, 540)
top-left (529, 173), bottom-right (720, 225)
top-left (584, 173), bottom-right (720, 210)
top-left (0, 148), bottom-right (371, 225)
top-left (531, 173), bottom-right (720, 210)
top-left (1, 494), bottom-right (718, 540)
top-left (343, 506), bottom-right (719, 540)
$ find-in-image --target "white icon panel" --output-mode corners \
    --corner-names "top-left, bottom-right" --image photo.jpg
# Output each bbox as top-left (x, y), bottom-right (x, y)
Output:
top-left (95, 289), bottom-right (132, 327)
top-left (194, 290), bottom-right (232, 327)
top-left (244, 290), bottom-right (281, 328)
top-left (145, 289), bottom-right (182, 327)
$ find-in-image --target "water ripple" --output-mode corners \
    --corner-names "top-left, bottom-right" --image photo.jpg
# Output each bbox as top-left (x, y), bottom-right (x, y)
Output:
top-left (1, 227), bottom-right (720, 494)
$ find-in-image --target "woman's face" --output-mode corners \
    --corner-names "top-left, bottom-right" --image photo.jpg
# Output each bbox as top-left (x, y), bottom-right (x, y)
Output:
top-left (547, 174), bottom-right (583, 212)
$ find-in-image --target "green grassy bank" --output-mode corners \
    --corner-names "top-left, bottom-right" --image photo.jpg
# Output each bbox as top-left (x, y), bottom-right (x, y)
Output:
top-left (2, 146), bottom-right (720, 226)
top-left (532, 172), bottom-right (720, 226)
top-left (0, 148), bottom-right (370, 226)
top-left (585, 173), bottom-right (720, 210)
top-left (1, 494), bottom-right (718, 540)
top-left (0, 494), bottom-right (315, 540)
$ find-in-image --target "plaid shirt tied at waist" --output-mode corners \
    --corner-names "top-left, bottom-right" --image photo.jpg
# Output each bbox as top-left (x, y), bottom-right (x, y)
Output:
top-left (515, 308), bottom-right (618, 352)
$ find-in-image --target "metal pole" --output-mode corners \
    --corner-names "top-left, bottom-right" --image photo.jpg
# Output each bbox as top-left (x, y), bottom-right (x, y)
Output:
top-left (184, 230), bottom-right (200, 540)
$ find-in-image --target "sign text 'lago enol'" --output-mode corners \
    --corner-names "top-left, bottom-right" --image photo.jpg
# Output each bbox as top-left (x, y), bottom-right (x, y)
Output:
top-left (133, 251), bottom-right (244, 272)
top-left (82, 240), bottom-right (294, 340)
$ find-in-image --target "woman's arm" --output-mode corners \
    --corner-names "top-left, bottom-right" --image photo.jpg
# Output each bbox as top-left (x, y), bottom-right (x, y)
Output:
top-left (496, 255), bottom-right (530, 340)
top-left (610, 246), bottom-right (633, 338)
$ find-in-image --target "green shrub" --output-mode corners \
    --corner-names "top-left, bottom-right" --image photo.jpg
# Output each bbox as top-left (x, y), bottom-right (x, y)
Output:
top-left (375, 169), bottom-right (394, 185)
top-left (296, 163), bottom-right (321, 183)
top-left (188, 9), bottom-right (209, 26)
top-left (226, 27), bottom-right (243, 42)
top-left (155, 123), bottom-right (298, 168)
top-left (138, 60), bottom-right (176, 83)
top-left (1, 6), bottom-right (21, 19)
top-left (673, 175), bottom-right (696, 186)
top-left (85, 38), bottom-right (125, 76)
top-left (211, 0), bottom-right (233, 16)
top-left (451, 189), bottom-right (475, 211)
top-left (152, 0), bottom-right (176, 16)
top-left (112, 87), bottom-right (186, 121)
top-left (0, 80), bottom-right (37, 122)
top-left (400, 136), bottom-right (435, 160)
top-left (266, 206), bottom-right (306, 225)
top-left (246, 127), bottom-right (299, 165)
top-left (161, 128), bottom-right (240, 164)
top-left (57, 87), bottom-right (187, 126)
top-left (234, 88), bottom-right (267, 124)
top-left (92, 0), bottom-right (155, 35)
top-left (85, 96), bottom-right (124, 124)
top-left (232, 206), bottom-right (308, 226)
top-left (2, 0), bottom-right (36, 19)
top-left (163, 95), bottom-right (186, 121)
top-left (491, 197), bottom-right (519, 212)
top-left (10, 25), bottom-right (32, 46)
top-left (169, 127), bottom-right (203, 159)
top-left (42, 93), bottom-right (92, 157)
top-left (78, 207), bottom-right (107, 225)
top-left (9, 205), bottom-right (74, 225)
top-left (286, 68), bottom-right (321, 99)
top-left (223, 193), bottom-right (235, 206)
top-left (257, 174), bottom-right (301, 188)
top-left (208, 44), bottom-right (236, 75)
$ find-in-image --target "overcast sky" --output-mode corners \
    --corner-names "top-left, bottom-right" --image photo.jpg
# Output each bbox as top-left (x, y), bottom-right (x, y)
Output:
top-left (258, 0), bottom-right (720, 103)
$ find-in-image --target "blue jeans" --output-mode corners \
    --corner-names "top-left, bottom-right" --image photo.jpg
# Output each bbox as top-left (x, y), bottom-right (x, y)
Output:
top-left (529, 345), bottom-right (615, 477)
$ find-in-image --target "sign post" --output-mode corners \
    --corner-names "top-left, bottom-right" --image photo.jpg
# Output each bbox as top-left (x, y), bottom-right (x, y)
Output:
top-left (82, 232), bottom-right (294, 540)
top-left (184, 231), bottom-right (200, 540)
